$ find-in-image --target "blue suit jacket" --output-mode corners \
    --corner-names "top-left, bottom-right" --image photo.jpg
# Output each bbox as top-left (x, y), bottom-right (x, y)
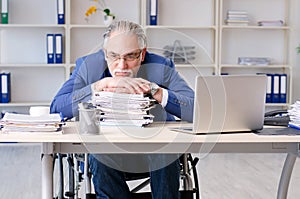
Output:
top-left (50, 50), bottom-right (194, 122)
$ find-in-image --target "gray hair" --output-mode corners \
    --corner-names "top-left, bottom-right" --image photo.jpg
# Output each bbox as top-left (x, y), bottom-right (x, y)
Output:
top-left (103, 20), bottom-right (147, 49)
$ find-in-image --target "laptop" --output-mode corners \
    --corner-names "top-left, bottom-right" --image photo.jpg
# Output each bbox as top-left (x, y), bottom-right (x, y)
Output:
top-left (172, 75), bottom-right (267, 134)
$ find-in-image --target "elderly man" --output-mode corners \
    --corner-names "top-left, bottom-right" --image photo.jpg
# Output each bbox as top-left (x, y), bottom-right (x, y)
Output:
top-left (51, 20), bottom-right (194, 199)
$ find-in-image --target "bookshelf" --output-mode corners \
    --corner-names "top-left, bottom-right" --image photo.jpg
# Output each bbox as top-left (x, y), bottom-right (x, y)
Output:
top-left (219, 0), bottom-right (291, 109)
top-left (142, 0), bottom-right (218, 88)
top-left (0, 0), bottom-right (293, 114)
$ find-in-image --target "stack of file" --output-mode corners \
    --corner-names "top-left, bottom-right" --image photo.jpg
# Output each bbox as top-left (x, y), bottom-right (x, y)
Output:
top-left (0, 113), bottom-right (63, 133)
top-left (288, 101), bottom-right (300, 130)
top-left (238, 57), bottom-right (271, 66)
top-left (225, 10), bottom-right (249, 26)
top-left (92, 92), bottom-right (156, 127)
top-left (258, 20), bottom-right (284, 27)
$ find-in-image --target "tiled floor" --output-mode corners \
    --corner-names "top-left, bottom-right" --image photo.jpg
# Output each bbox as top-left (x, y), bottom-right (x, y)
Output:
top-left (1, 144), bottom-right (300, 199)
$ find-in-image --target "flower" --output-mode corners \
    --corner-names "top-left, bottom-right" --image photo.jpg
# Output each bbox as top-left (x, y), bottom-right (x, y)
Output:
top-left (85, 0), bottom-right (115, 22)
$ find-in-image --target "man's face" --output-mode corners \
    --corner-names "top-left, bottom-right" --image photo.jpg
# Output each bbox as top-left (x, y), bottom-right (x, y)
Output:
top-left (104, 31), bottom-right (145, 78)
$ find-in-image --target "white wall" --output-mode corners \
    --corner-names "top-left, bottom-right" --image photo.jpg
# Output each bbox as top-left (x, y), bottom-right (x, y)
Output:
top-left (290, 0), bottom-right (300, 102)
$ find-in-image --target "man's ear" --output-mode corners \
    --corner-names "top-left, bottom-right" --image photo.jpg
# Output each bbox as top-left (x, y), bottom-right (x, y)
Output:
top-left (141, 48), bottom-right (147, 61)
top-left (103, 49), bottom-right (108, 61)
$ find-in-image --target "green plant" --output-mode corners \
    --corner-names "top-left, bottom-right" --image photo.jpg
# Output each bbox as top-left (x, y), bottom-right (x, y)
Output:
top-left (85, 0), bottom-right (115, 21)
top-left (297, 45), bottom-right (300, 54)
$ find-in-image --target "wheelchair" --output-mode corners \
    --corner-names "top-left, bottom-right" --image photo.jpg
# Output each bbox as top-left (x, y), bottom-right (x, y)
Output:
top-left (53, 153), bottom-right (200, 199)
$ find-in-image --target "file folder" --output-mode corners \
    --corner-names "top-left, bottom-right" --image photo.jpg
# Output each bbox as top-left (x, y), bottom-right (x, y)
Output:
top-left (272, 74), bottom-right (280, 103)
top-left (46, 34), bottom-right (55, 64)
top-left (55, 34), bottom-right (63, 63)
top-left (266, 74), bottom-right (272, 103)
top-left (1, 0), bottom-right (8, 24)
top-left (57, 0), bottom-right (65, 24)
top-left (0, 72), bottom-right (11, 103)
top-left (279, 74), bottom-right (287, 103)
top-left (149, 0), bottom-right (157, 25)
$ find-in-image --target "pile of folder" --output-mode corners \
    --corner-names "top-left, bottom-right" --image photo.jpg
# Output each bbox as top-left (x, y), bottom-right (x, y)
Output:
top-left (288, 101), bottom-right (300, 130)
top-left (225, 10), bottom-right (249, 26)
top-left (265, 73), bottom-right (287, 103)
top-left (258, 20), bottom-right (284, 27)
top-left (238, 57), bottom-right (271, 66)
top-left (47, 34), bottom-right (63, 64)
top-left (0, 112), bottom-right (63, 133)
top-left (92, 92), bottom-right (156, 127)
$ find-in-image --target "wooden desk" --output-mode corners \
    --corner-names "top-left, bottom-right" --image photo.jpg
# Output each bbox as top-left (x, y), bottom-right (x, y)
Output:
top-left (1, 122), bottom-right (299, 199)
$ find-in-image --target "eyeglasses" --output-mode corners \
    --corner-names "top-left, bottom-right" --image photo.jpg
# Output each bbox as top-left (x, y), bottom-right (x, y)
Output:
top-left (105, 50), bottom-right (142, 62)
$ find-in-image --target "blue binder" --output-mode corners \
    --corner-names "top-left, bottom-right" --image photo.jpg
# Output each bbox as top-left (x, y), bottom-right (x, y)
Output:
top-left (55, 34), bottom-right (63, 63)
top-left (149, 0), bottom-right (157, 25)
top-left (279, 74), bottom-right (287, 103)
top-left (0, 72), bottom-right (11, 103)
top-left (57, 0), bottom-right (65, 24)
top-left (266, 74), bottom-right (273, 103)
top-left (47, 34), bottom-right (55, 64)
top-left (272, 74), bottom-right (280, 103)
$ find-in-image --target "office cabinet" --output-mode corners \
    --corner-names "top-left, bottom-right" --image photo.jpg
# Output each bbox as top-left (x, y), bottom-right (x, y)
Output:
top-left (0, 0), bottom-right (292, 114)
top-left (219, 0), bottom-right (291, 107)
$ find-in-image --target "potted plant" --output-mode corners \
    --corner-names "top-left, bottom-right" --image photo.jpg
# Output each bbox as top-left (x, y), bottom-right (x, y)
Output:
top-left (103, 8), bottom-right (115, 26)
top-left (297, 44), bottom-right (300, 54)
top-left (85, 0), bottom-right (115, 26)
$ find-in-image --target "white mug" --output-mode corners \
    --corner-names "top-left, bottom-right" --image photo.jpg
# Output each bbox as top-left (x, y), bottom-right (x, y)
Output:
top-left (29, 106), bottom-right (50, 116)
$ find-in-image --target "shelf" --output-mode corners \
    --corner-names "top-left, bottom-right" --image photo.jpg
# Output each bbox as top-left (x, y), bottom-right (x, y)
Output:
top-left (0, 24), bottom-right (65, 29)
top-left (0, 0), bottom-right (293, 114)
top-left (69, 25), bottom-right (107, 29)
top-left (220, 64), bottom-right (291, 69)
top-left (221, 25), bottom-right (290, 30)
top-left (0, 102), bottom-right (51, 107)
top-left (266, 103), bottom-right (290, 107)
top-left (175, 64), bottom-right (216, 68)
top-left (145, 26), bottom-right (217, 30)
top-left (0, 64), bottom-right (66, 68)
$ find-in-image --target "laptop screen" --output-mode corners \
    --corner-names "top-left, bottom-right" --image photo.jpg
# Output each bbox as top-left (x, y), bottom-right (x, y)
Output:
top-left (192, 75), bottom-right (267, 133)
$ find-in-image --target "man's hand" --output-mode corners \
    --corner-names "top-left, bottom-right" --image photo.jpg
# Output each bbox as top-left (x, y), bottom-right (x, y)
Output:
top-left (93, 77), bottom-right (151, 94)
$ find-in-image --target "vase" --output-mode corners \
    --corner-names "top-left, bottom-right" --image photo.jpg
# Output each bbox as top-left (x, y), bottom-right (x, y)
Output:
top-left (104, 15), bottom-right (114, 26)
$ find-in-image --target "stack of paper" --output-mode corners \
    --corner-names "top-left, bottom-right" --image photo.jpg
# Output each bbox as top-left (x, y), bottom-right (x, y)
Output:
top-left (258, 20), bottom-right (284, 27)
top-left (0, 113), bottom-right (63, 133)
top-left (238, 57), bottom-right (271, 66)
top-left (288, 101), bottom-right (300, 130)
top-left (225, 10), bottom-right (249, 26)
top-left (92, 91), bottom-right (156, 127)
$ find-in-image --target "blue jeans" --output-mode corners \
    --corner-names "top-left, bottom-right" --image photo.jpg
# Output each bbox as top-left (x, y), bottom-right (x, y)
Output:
top-left (89, 154), bottom-right (180, 199)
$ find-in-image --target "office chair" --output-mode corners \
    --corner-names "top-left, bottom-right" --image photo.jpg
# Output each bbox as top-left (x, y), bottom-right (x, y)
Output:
top-left (53, 153), bottom-right (200, 199)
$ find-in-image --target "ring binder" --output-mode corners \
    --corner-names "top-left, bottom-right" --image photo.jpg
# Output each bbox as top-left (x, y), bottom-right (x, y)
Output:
top-left (55, 34), bottom-right (63, 63)
top-left (0, 72), bottom-right (11, 103)
top-left (279, 74), bottom-right (287, 103)
top-left (46, 34), bottom-right (55, 64)
top-left (1, 0), bottom-right (8, 24)
top-left (57, 0), bottom-right (65, 24)
top-left (149, 0), bottom-right (157, 25)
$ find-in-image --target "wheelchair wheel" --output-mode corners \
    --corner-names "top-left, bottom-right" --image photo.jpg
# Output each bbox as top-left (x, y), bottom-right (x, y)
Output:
top-left (53, 153), bottom-right (77, 199)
